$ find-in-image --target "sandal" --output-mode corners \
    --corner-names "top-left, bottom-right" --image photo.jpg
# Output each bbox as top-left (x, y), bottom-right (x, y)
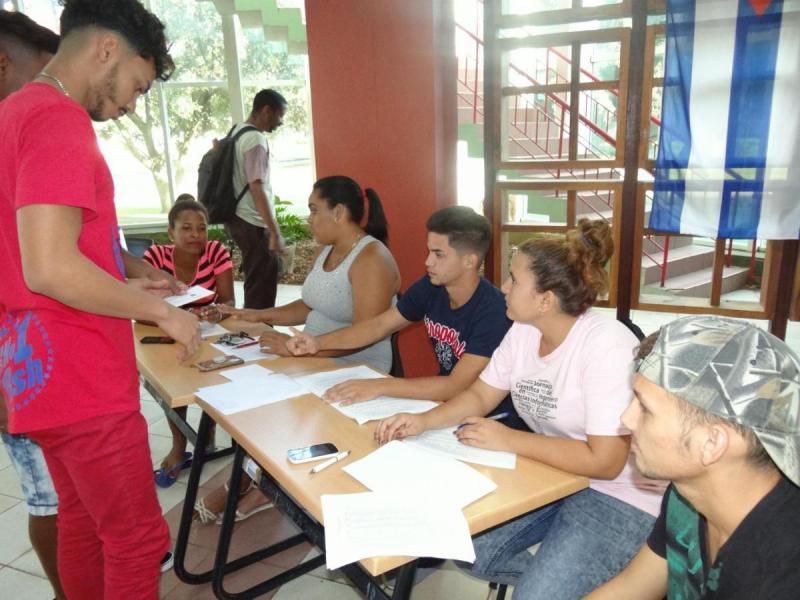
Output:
top-left (215, 499), bottom-right (274, 524)
top-left (193, 497), bottom-right (220, 525)
top-left (154, 451), bottom-right (192, 488)
top-left (216, 482), bottom-right (273, 524)
top-left (194, 478), bottom-right (255, 525)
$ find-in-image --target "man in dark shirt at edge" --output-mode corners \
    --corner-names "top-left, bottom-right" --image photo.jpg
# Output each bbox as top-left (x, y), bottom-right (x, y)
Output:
top-left (588, 315), bottom-right (800, 600)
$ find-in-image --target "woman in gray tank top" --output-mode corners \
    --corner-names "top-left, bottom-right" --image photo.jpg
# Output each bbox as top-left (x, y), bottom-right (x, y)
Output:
top-left (220, 175), bottom-right (400, 373)
top-left (199, 178), bottom-right (399, 524)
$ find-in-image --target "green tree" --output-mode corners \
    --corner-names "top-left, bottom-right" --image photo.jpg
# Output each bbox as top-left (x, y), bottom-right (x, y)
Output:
top-left (96, 0), bottom-right (309, 211)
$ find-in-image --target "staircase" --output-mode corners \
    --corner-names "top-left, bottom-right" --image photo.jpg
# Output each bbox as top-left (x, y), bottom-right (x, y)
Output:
top-left (455, 1), bottom-right (750, 300)
top-left (207, 0), bottom-right (306, 53)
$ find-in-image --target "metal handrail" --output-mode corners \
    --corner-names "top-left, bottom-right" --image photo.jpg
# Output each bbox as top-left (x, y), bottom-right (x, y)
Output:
top-left (456, 2), bottom-right (672, 285)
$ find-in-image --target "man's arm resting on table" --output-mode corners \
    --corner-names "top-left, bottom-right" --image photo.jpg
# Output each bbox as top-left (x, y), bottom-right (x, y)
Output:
top-left (317, 306), bottom-right (410, 352)
top-left (584, 544), bottom-right (666, 600)
top-left (366, 352), bottom-right (490, 402)
top-left (19, 204), bottom-right (180, 323)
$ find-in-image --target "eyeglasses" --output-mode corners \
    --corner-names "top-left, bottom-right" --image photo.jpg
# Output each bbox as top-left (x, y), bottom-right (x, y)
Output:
top-left (217, 331), bottom-right (255, 346)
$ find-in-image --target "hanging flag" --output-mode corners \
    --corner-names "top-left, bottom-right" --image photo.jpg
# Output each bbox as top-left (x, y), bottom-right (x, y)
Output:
top-left (650, 0), bottom-right (800, 239)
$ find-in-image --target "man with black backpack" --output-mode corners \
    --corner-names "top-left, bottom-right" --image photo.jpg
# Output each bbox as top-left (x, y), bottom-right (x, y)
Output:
top-left (220, 89), bottom-right (287, 309)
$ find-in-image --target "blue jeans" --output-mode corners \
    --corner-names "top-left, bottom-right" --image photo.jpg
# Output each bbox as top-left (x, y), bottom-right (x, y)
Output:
top-left (2, 432), bottom-right (59, 516)
top-left (461, 488), bottom-right (654, 599)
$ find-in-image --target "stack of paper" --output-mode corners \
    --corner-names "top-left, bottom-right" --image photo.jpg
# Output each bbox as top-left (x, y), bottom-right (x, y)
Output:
top-left (321, 492), bottom-right (475, 570)
top-left (320, 441), bottom-right (497, 570)
top-left (199, 322), bottom-right (228, 339)
top-left (334, 397), bottom-right (437, 425)
top-left (291, 365), bottom-right (437, 424)
top-left (292, 365), bottom-right (384, 397)
top-left (196, 373), bottom-right (305, 415)
top-left (343, 441), bottom-right (496, 508)
top-left (220, 364), bottom-right (274, 384)
top-left (403, 427), bottom-right (517, 469)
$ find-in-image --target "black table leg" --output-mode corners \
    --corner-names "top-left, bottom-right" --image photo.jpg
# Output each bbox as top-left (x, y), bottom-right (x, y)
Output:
top-left (174, 411), bottom-right (215, 584)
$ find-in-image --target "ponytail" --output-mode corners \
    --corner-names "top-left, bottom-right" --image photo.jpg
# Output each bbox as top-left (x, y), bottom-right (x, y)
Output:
top-left (312, 176), bottom-right (389, 246)
top-left (362, 188), bottom-right (388, 246)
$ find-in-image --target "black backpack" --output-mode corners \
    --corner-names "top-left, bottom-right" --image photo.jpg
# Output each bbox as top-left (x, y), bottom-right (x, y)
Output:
top-left (197, 124), bottom-right (259, 224)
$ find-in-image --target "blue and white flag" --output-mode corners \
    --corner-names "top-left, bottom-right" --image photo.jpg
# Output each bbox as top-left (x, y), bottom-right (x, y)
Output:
top-left (651, 0), bottom-right (800, 239)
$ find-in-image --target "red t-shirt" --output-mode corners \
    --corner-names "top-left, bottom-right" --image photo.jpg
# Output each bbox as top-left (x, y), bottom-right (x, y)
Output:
top-left (0, 83), bottom-right (138, 433)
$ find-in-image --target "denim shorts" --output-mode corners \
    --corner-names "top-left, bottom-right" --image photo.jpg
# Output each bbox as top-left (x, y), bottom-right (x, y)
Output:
top-left (1, 432), bottom-right (59, 516)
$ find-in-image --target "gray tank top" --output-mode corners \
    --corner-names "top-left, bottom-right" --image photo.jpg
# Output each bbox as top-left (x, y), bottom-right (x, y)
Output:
top-left (301, 235), bottom-right (393, 373)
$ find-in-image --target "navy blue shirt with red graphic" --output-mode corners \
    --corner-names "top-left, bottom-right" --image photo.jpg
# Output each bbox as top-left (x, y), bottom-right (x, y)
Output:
top-left (397, 276), bottom-right (511, 375)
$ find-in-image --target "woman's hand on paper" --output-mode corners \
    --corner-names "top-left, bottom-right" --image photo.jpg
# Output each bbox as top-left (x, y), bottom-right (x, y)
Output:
top-left (454, 417), bottom-right (511, 451)
top-left (374, 413), bottom-right (425, 445)
top-left (259, 330), bottom-right (292, 356)
top-left (323, 379), bottom-right (382, 405)
top-left (286, 329), bottom-right (319, 356)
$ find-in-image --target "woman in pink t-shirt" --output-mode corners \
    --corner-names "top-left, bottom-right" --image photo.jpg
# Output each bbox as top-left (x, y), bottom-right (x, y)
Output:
top-left (376, 219), bottom-right (665, 599)
top-left (144, 197), bottom-right (235, 487)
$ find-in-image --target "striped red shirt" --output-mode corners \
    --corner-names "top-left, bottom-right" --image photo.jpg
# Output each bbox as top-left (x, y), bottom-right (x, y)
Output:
top-left (143, 240), bottom-right (233, 307)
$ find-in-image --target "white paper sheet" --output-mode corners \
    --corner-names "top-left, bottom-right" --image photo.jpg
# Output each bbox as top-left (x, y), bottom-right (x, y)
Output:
top-left (321, 491), bottom-right (475, 570)
top-left (344, 441), bottom-right (496, 509)
top-left (403, 427), bottom-right (517, 470)
top-left (292, 365), bottom-right (385, 397)
top-left (333, 397), bottom-right (438, 425)
top-left (219, 364), bottom-right (275, 383)
top-left (164, 285), bottom-right (214, 307)
top-left (210, 342), bottom-right (277, 362)
top-left (196, 374), bottom-right (305, 415)
top-left (199, 322), bottom-right (228, 339)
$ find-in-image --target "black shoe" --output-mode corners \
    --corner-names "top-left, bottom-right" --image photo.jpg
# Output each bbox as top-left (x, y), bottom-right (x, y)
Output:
top-left (160, 551), bottom-right (174, 573)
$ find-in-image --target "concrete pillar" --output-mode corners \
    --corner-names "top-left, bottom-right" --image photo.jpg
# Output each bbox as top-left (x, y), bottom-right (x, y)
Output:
top-left (306, 0), bottom-right (457, 376)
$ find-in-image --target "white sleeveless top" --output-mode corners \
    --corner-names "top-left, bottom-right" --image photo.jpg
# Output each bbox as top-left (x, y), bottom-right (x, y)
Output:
top-left (301, 235), bottom-right (393, 373)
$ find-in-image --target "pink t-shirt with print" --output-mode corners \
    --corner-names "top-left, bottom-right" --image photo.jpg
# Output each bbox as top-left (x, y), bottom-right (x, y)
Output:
top-left (480, 310), bottom-right (665, 516)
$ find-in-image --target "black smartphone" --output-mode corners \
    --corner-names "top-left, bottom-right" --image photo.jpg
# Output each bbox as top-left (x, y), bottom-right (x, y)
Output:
top-left (286, 443), bottom-right (339, 464)
top-left (140, 336), bottom-right (175, 344)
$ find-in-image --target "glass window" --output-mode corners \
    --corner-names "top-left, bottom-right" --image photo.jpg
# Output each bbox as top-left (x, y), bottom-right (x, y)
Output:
top-left (13, 0), bottom-right (313, 219)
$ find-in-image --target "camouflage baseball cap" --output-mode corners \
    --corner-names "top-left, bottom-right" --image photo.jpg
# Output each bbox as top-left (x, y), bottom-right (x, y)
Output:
top-left (636, 315), bottom-right (800, 486)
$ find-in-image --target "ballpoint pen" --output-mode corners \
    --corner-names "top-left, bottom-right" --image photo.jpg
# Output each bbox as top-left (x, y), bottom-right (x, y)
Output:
top-left (456, 411), bottom-right (510, 430)
top-left (309, 450), bottom-right (351, 474)
top-left (235, 340), bottom-right (260, 349)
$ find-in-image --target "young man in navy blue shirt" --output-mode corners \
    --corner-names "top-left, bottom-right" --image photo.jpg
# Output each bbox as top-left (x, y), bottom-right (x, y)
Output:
top-left (288, 206), bottom-right (512, 405)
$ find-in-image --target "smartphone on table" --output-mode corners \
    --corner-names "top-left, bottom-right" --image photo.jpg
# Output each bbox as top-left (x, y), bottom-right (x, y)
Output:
top-left (286, 443), bottom-right (339, 464)
top-left (193, 355), bottom-right (245, 372)
top-left (140, 336), bottom-right (175, 344)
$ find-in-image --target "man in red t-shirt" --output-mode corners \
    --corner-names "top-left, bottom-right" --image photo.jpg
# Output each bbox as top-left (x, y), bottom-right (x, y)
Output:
top-left (0, 1), bottom-right (200, 598)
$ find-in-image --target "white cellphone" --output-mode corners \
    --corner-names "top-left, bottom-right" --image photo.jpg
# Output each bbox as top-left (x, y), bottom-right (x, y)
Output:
top-left (286, 443), bottom-right (339, 464)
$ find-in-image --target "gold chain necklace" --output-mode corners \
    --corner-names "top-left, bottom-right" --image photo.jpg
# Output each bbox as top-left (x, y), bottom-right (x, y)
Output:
top-left (327, 234), bottom-right (364, 270)
top-left (38, 71), bottom-right (69, 96)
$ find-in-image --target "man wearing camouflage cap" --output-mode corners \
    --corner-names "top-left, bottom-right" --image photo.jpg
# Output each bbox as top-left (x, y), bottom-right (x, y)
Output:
top-left (587, 315), bottom-right (800, 599)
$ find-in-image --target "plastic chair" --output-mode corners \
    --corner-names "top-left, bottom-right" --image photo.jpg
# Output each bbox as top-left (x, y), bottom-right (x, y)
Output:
top-left (124, 236), bottom-right (154, 259)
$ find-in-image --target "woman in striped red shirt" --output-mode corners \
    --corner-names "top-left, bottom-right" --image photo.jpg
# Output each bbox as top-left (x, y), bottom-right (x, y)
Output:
top-left (143, 196), bottom-right (235, 312)
top-left (144, 196), bottom-right (235, 487)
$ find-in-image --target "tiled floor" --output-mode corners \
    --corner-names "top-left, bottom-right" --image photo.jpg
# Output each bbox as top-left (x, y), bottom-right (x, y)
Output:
top-left (2, 283), bottom-right (799, 599)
